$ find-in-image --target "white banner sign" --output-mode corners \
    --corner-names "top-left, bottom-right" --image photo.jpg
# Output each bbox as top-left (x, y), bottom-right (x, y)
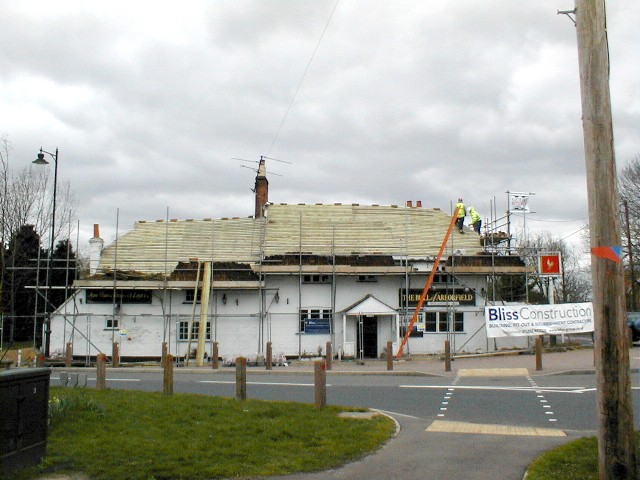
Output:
top-left (485, 302), bottom-right (594, 338)
top-left (509, 194), bottom-right (530, 212)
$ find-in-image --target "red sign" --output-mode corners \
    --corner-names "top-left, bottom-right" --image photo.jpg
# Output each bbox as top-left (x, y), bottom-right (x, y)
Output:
top-left (540, 254), bottom-right (561, 275)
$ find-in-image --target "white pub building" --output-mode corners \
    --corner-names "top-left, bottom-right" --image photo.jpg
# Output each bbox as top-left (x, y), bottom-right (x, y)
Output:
top-left (50, 161), bottom-right (530, 362)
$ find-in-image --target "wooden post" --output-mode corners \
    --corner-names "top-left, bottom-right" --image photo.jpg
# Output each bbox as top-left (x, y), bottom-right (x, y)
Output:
top-left (575, 1), bottom-right (636, 477)
top-left (112, 341), bottom-right (119, 367)
top-left (236, 357), bottom-right (247, 400)
top-left (325, 341), bottom-right (332, 371)
top-left (65, 342), bottom-right (72, 367)
top-left (161, 342), bottom-right (168, 368)
top-left (163, 354), bottom-right (174, 395)
top-left (386, 341), bottom-right (393, 371)
top-left (96, 353), bottom-right (107, 390)
top-left (314, 360), bottom-right (326, 409)
top-left (212, 342), bottom-right (219, 370)
top-left (535, 336), bottom-right (543, 371)
top-left (444, 340), bottom-right (451, 372)
top-left (266, 342), bottom-right (272, 370)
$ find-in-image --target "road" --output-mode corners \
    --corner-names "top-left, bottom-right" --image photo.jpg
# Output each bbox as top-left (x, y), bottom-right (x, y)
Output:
top-left (51, 369), bottom-right (640, 434)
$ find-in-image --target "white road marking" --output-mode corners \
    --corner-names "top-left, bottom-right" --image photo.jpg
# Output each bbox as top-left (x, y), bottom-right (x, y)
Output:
top-left (199, 380), bottom-right (330, 387)
top-left (399, 384), bottom-right (588, 393)
top-left (373, 409), bottom-right (421, 419)
top-left (52, 376), bottom-right (141, 382)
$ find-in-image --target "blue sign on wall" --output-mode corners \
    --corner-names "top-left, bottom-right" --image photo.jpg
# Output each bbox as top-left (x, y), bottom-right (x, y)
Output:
top-left (304, 318), bottom-right (331, 334)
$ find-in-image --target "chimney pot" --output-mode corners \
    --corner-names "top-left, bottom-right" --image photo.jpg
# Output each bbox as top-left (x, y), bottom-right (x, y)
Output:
top-left (93, 224), bottom-right (100, 238)
top-left (417, 200), bottom-right (422, 208)
top-left (406, 200), bottom-right (413, 207)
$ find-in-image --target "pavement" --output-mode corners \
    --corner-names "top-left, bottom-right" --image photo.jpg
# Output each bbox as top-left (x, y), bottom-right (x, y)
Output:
top-left (40, 346), bottom-right (640, 480)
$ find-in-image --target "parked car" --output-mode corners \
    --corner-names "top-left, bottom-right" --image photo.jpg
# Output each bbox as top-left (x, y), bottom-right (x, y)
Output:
top-left (628, 312), bottom-right (640, 342)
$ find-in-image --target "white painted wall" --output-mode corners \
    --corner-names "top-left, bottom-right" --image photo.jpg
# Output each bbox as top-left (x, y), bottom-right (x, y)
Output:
top-left (50, 272), bottom-right (528, 360)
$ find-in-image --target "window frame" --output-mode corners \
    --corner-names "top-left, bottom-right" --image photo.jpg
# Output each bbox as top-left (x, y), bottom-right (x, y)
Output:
top-left (105, 316), bottom-right (119, 330)
top-left (423, 311), bottom-right (464, 333)
top-left (177, 321), bottom-right (212, 341)
top-left (301, 274), bottom-right (331, 284)
top-left (185, 289), bottom-right (203, 304)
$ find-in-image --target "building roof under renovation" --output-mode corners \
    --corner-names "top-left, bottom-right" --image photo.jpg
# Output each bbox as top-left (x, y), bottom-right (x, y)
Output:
top-left (95, 203), bottom-right (483, 277)
top-left (263, 203), bottom-right (479, 257)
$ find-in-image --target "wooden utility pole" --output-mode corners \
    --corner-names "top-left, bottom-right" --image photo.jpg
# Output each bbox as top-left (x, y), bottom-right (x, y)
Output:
top-left (574, 1), bottom-right (636, 478)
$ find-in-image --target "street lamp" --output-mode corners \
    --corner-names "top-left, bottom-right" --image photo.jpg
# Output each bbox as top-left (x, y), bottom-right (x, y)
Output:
top-left (33, 147), bottom-right (58, 357)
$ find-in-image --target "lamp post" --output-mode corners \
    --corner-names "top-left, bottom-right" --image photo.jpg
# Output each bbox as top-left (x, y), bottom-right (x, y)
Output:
top-left (33, 147), bottom-right (58, 357)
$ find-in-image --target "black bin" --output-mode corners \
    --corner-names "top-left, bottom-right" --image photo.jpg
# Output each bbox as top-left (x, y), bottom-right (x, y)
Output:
top-left (0, 367), bottom-right (51, 475)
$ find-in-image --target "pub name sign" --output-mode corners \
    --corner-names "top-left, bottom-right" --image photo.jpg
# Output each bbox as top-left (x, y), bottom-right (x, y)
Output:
top-left (86, 289), bottom-right (153, 304)
top-left (400, 288), bottom-right (476, 307)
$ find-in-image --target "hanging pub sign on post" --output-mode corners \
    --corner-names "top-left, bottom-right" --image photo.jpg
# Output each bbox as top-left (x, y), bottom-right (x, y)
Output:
top-left (539, 252), bottom-right (561, 276)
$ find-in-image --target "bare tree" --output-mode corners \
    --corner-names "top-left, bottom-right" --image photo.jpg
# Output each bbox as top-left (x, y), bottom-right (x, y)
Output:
top-left (0, 137), bottom-right (76, 252)
top-left (1, 136), bottom-right (78, 346)
top-left (618, 155), bottom-right (640, 310)
top-left (515, 230), bottom-right (591, 304)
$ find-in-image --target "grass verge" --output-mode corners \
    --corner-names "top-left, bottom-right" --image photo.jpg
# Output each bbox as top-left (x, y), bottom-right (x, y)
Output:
top-left (15, 387), bottom-right (395, 480)
top-left (526, 433), bottom-right (640, 479)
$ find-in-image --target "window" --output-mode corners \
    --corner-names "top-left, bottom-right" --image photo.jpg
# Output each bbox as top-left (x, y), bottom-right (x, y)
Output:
top-left (424, 311), bottom-right (464, 333)
top-left (185, 289), bottom-right (203, 304)
top-left (431, 273), bottom-right (453, 285)
top-left (105, 316), bottom-right (119, 330)
top-left (178, 321), bottom-right (211, 341)
top-left (357, 275), bottom-right (377, 283)
top-left (299, 308), bottom-right (332, 334)
top-left (302, 274), bottom-right (331, 284)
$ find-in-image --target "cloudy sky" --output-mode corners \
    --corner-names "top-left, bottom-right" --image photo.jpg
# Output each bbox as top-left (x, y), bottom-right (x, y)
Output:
top-left (1, 1), bottom-right (638, 254)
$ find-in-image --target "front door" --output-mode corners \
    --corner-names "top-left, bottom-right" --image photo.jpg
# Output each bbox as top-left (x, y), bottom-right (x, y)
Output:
top-left (357, 316), bottom-right (378, 358)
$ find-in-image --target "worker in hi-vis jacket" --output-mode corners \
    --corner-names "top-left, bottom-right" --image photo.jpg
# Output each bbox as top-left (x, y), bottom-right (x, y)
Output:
top-left (455, 197), bottom-right (466, 233)
top-left (469, 207), bottom-right (482, 235)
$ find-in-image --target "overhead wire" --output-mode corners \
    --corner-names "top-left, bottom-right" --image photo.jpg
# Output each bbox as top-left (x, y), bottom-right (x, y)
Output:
top-left (266, 0), bottom-right (340, 156)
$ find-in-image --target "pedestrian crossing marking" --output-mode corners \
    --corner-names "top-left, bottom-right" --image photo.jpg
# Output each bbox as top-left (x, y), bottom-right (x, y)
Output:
top-left (426, 420), bottom-right (565, 437)
top-left (458, 368), bottom-right (529, 377)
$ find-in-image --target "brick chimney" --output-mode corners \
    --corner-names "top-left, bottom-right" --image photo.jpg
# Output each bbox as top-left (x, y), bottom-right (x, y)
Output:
top-left (417, 200), bottom-right (422, 208)
top-left (254, 158), bottom-right (269, 218)
top-left (89, 224), bottom-right (104, 275)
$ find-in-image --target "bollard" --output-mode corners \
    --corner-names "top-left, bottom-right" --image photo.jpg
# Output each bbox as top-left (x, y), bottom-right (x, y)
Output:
top-left (325, 341), bottom-right (332, 371)
top-left (112, 342), bottom-right (120, 367)
top-left (266, 342), bottom-right (272, 370)
top-left (17, 349), bottom-right (22, 367)
top-left (535, 336), bottom-right (543, 371)
top-left (386, 341), bottom-right (393, 371)
top-left (163, 354), bottom-right (174, 395)
top-left (444, 340), bottom-right (451, 372)
top-left (236, 357), bottom-right (247, 400)
top-left (161, 342), bottom-right (168, 368)
top-left (314, 361), bottom-right (327, 408)
top-left (59, 372), bottom-right (69, 387)
top-left (65, 342), bottom-right (73, 367)
top-left (96, 353), bottom-right (107, 390)
top-left (212, 342), bottom-right (219, 370)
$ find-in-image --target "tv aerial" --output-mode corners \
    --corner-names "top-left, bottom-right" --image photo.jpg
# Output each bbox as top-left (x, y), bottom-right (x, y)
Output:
top-left (232, 155), bottom-right (292, 178)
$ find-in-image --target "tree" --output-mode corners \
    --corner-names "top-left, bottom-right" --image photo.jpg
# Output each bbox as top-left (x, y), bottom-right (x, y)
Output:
top-left (0, 136), bottom-right (79, 347)
top-left (50, 239), bottom-right (78, 310)
top-left (499, 230), bottom-right (592, 306)
top-left (2, 225), bottom-right (45, 343)
top-left (618, 155), bottom-right (640, 310)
